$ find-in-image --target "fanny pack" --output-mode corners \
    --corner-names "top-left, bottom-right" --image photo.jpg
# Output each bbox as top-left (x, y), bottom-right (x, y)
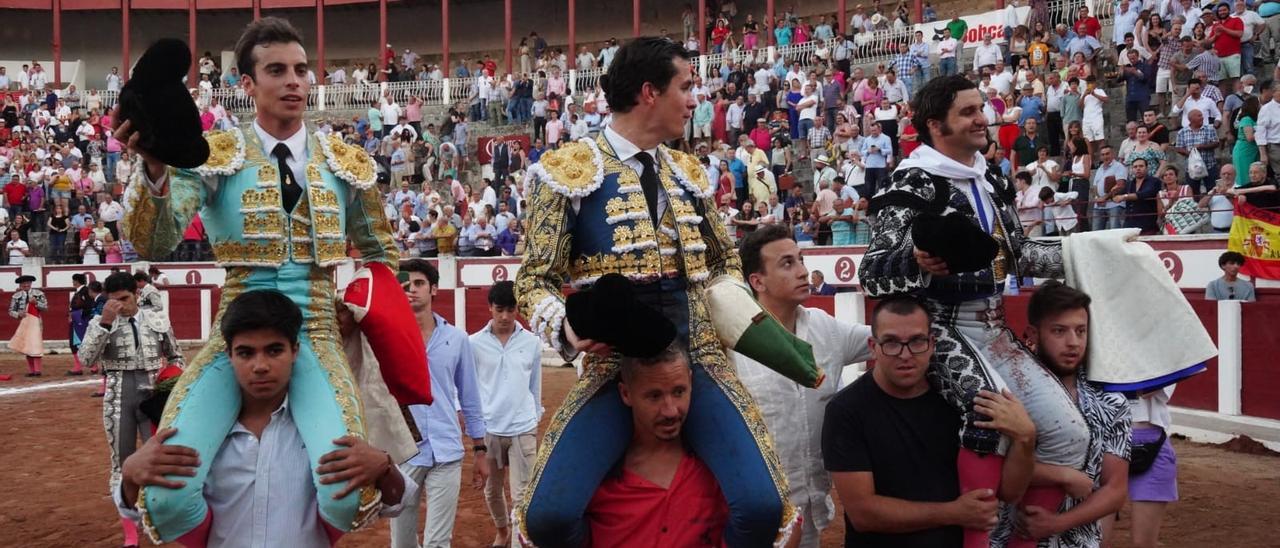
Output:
top-left (1129, 429), bottom-right (1167, 475)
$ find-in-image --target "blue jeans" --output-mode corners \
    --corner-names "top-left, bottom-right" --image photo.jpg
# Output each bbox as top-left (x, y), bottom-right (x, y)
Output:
top-left (105, 152), bottom-right (120, 183)
top-left (522, 278), bottom-right (785, 547)
top-left (1091, 207), bottom-right (1124, 231)
top-left (1243, 41), bottom-right (1256, 74)
top-left (49, 231), bottom-right (66, 261)
top-left (939, 57), bottom-right (957, 77)
top-left (799, 118), bottom-right (814, 139)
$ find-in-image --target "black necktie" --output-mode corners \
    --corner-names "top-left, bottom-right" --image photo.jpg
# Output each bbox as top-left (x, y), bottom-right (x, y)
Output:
top-left (128, 317), bottom-right (140, 350)
top-left (635, 152), bottom-right (661, 228)
top-left (273, 142), bottom-right (302, 212)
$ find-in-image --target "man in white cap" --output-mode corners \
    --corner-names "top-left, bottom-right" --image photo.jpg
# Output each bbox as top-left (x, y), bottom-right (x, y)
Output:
top-left (739, 137), bottom-right (769, 173)
top-left (751, 163), bottom-right (778, 204)
top-left (814, 154), bottom-right (838, 192)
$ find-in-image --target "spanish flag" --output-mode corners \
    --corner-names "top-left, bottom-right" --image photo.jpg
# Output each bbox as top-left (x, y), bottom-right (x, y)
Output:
top-left (1228, 202), bottom-right (1280, 280)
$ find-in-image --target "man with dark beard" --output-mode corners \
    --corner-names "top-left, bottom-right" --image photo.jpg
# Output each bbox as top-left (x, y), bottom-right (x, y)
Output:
top-left (859, 75), bottom-right (1087, 548)
top-left (990, 281), bottom-right (1131, 547)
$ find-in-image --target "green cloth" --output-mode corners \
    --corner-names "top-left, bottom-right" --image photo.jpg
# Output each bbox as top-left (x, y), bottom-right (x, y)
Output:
top-left (947, 19), bottom-right (968, 40)
top-left (734, 314), bottom-right (822, 388)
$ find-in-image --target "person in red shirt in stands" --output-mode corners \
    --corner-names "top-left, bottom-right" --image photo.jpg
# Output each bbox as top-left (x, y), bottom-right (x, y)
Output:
top-left (584, 340), bottom-right (804, 547)
top-left (1072, 5), bottom-right (1101, 39)
top-left (1207, 2), bottom-right (1245, 90)
top-left (4, 175), bottom-right (26, 219)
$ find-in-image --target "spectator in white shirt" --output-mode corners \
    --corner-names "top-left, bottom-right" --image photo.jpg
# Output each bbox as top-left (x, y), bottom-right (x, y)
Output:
top-left (381, 97), bottom-right (402, 133)
top-left (973, 34), bottom-right (1003, 72)
top-left (76, 120), bottom-right (96, 143)
top-left (98, 193), bottom-right (126, 240)
top-left (1081, 77), bottom-right (1109, 150)
top-left (1023, 146), bottom-right (1060, 189)
top-left (734, 225), bottom-right (873, 547)
top-left (1039, 187), bottom-right (1080, 235)
top-left (6, 229), bottom-right (29, 264)
top-left (1199, 173), bottom-right (1237, 232)
top-left (989, 62), bottom-right (1015, 97)
top-left (1255, 81), bottom-right (1280, 176)
top-left (1179, 79), bottom-right (1222, 128)
top-left (29, 65), bottom-right (48, 91)
top-left (937, 35), bottom-right (960, 77)
top-left (328, 66), bottom-right (347, 84)
top-left (105, 67), bottom-right (122, 92)
top-left (1235, 0), bottom-right (1265, 72)
top-left (115, 291), bottom-right (411, 548)
top-left (469, 282), bottom-right (543, 548)
top-left (1015, 172), bottom-right (1047, 236)
top-left (568, 113), bottom-right (589, 141)
top-left (727, 95), bottom-right (746, 143)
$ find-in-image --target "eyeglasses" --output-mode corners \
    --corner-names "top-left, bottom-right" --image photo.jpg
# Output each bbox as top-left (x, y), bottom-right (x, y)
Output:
top-left (875, 336), bottom-right (933, 357)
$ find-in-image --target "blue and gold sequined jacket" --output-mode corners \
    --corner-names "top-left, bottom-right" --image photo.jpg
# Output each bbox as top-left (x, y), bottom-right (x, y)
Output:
top-left (121, 125), bottom-right (397, 270)
top-left (515, 133), bottom-right (741, 354)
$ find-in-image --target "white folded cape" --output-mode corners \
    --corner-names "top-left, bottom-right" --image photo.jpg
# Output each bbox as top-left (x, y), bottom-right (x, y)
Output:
top-left (1062, 229), bottom-right (1217, 389)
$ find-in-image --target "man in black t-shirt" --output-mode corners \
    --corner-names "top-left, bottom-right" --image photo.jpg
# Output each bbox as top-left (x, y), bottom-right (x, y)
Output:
top-left (821, 296), bottom-right (1037, 548)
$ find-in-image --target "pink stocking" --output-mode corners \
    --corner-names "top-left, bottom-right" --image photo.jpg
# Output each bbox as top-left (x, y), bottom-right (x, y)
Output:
top-left (120, 516), bottom-right (139, 546)
top-left (1007, 485), bottom-right (1067, 548)
top-left (957, 448), bottom-right (1004, 548)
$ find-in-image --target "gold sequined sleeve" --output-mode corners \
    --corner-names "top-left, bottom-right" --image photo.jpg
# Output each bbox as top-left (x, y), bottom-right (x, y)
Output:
top-left (122, 167), bottom-right (208, 261)
top-left (515, 178), bottom-right (575, 357)
top-left (699, 192), bottom-right (743, 282)
top-left (346, 185), bottom-right (400, 269)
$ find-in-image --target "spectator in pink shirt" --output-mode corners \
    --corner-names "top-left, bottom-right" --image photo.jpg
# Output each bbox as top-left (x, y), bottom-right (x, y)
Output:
top-left (199, 104), bottom-right (215, 131)
top-left (545, 110), bottom-right (564, 148)
top-left (546, 68), bottom-right (566, 99)
top-left (749, 118), bottom-right (771, 151)
top-left (406, 96), bottom-right (423, 135)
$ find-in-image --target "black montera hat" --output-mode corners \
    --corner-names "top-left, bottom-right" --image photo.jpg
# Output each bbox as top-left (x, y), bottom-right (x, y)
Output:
top-left (910, 212), bottom-right (1000, 274)
top-left (565, 273), bottom-right (676, 358)
top-left (116, 39), bottom-right (211, 169)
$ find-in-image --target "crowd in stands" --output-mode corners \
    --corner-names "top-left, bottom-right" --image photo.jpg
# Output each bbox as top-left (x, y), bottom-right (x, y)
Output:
top-left (338, 0), bottom-right (1280, 258)
top-left (0, 84), bottom-right (215, 265)
top-left (8, 0), bottom-right (1276, 267)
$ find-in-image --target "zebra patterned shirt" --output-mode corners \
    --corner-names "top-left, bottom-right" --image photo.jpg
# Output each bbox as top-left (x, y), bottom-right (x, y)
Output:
top-left (991, 379), bottom-right (1131, 548)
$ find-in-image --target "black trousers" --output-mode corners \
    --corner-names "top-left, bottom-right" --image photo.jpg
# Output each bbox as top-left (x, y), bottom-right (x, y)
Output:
top-left (1046, 111), bottom-right (1064, 157)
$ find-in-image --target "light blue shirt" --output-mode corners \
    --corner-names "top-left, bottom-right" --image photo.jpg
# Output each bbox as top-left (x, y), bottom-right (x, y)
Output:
top-left (469, 321), bottom-right (544, 437)
top-left (1092, 160), bottom-right (1129, 210)
top-left (115, 398), bottom-right (414, 547)
top-left (407, 314), bottom-right (487, 467)
top-left (693, 101), bottom-right (714, 126)
top-left (909, 41), bottom-right (931, 68)
top-left (1112, 2), bottom-right (1141, 46)
top-left (860, 134), bottom-right (893, 168)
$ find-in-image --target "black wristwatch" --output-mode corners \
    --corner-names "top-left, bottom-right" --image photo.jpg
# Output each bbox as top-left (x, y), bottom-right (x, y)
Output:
top-left (473, 444), bottom-right (488, 453)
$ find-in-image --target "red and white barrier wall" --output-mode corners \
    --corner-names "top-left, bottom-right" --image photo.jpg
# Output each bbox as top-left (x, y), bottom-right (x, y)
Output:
top-left (2, 236), bottom-right (1276, 443)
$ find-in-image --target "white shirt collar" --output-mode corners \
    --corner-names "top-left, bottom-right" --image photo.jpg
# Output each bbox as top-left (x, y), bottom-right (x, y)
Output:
top-left (230, 396), bottom-right (291, 436)
top-left (603, 125), bottom-right (658, 165)
top-left (253, 120), bottom-right (308, 161)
